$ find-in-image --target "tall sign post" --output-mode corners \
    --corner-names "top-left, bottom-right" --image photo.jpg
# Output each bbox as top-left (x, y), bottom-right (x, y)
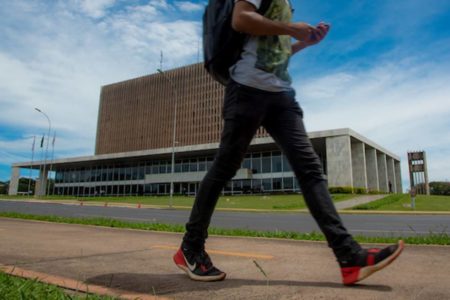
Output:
top-left (407, 151), bottom-right (430, 196)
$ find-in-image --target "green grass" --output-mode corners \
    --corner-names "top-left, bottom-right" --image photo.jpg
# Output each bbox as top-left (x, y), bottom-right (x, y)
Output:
top-left (353, 194), bottom-right (450, 211)
top-left (0, 271), bottom-right (115, 300)
top-left (0, 194), bottom-right (356, 210)
top-left (1, 212), bottom-right (449, 245)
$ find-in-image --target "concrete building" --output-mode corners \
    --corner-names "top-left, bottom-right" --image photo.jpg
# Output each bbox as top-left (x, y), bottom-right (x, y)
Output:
top-left (9, 63), bottom-right (402, 196)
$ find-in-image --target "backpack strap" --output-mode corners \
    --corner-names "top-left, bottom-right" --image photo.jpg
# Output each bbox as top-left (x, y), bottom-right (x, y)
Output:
top-left (258, 0), bottom-right (272, 15)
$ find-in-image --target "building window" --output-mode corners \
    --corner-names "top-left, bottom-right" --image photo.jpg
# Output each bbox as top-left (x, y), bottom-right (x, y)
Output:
top-left (55, 171), bottom-right (63, 183)
top-left (113, 167), bottom-right (119, 181)
top-left (106, 167), bottom-right (113, 181)
top-left (282, 155), bottom-right (292, 172)
top-left (283, 177), bottom-right (294, 190)
top-left (145, 161), bottom-right (152, 175)
top-left (159, 162), bottom-right (168, 174)
top-left (138, 165), bottom-right (145, 180)
top-left (151, 162), bottom-right (159, 174)
top-left (252, 153), bottom-right (261, 174)
top-left (262, 178), bottom-right (272, 192)
top-left (198, 158), bottom-right (206, 172)
top-left (273, 178), bottom-right (282, 190)
top-left (252, 179), bottom-right (261, 193)
top-left (233, 180), bottom-right (243, 193)
top-left (101, 166), bottom-right (108, 181)
top-left (96, 167), bottom-right (102, 182)
top-left (182, 159), bottom-right (190, 172)
top-left (242, 179), bottom-right (251, 193)
top-left (242, 155), bottom-right (251, 170)
top-left (119, 167), bottom-right (125, 181)
top-left (189, 158), bottom-right (198, 172)
top-left (272, 152), bottom-right (282, 173)
top-left (262, 152), bottom-right (271, 173)
top-left (175, 160), bottom-right (182, 173)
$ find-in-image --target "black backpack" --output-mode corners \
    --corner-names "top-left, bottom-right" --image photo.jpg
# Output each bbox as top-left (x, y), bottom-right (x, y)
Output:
top-left (203, 0), bottom-right (272, 86)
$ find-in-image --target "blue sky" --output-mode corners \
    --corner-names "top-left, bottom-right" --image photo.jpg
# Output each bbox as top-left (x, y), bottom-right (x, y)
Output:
top-left (1, 0), bottom-right (450, 190)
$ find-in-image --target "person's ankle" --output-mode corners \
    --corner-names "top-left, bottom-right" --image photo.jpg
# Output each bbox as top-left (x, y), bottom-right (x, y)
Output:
top-left (182, 240), bottom-right (204, 252)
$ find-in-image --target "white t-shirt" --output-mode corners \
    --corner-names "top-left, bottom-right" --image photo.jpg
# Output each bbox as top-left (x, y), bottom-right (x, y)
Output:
top-left (230, 0), bottom-right (294, 92)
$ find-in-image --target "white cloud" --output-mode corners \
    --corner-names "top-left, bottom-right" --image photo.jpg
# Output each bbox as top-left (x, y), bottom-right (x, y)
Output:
top-left (175, 1), bottom-right (205, 12)
top-left (1, 0), bottom-right (449, 190)
top-left (295, 58), bottom-right (450, 185)
top-left (77, 0), bottom-right (117, 18)
top-left (0, 0), bottom-right (202, 180)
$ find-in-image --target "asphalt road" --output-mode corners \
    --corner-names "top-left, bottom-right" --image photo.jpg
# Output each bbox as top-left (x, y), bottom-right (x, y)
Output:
top-left (0, 200), bottom-right (449, 237)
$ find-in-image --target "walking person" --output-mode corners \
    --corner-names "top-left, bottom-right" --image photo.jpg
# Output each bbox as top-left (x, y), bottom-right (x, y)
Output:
top-left (174, 0), bottom-right (403, 285)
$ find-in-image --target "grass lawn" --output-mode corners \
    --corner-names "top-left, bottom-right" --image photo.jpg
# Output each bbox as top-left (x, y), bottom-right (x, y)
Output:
top-left (0, 271), bottom-right (115, 299)
top-left (353, 194), bottom-right (450, 211)
top-left (0, 193), bottom-right (356, 210)
top-left (1, 212), bottom-right (449, 245)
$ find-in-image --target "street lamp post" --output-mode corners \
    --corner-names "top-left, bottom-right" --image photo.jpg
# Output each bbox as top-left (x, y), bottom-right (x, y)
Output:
top-left (35, 108), bottom-right (51, 196)
top-left (157, 69), bottom-right (178, 208)
top-left (28, 135), bottom-right (36, 196)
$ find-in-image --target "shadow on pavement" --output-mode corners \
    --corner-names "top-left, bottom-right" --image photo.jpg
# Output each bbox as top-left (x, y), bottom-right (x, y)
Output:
top-left (86, 273), bottom-right (392, 295)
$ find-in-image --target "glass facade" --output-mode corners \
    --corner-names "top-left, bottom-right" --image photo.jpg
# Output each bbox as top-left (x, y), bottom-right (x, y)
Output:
top-left (53, 150), bottom-right (316, 197)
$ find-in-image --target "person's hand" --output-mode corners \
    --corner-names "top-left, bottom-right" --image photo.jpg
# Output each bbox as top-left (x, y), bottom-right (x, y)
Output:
top-left (288, 22), bottom-right (317, 41)
top-left (304, 22), bottom-right (330, 46)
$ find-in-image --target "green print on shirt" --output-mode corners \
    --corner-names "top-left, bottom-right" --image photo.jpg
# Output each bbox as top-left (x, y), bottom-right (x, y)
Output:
top-left (255, 0), bottom-right (292, 82)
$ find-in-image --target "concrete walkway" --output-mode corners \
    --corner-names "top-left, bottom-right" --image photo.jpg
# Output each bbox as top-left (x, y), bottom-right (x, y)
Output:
top-left (334, 195), bottom-right (385, 210)
top-left (1, 218), bottom-right (449, 299)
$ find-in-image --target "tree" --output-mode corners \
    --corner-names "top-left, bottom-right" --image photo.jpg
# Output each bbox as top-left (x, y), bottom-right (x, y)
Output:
top-left (429, 181), bottom-right (450, 195)
top-left (0, 181), bottom-right (8, 194)
top-left (18, 178), bottom-right (36, 194)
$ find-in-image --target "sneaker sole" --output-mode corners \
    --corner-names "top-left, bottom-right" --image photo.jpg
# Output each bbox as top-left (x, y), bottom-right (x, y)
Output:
top-left (349, 240), bottom-right (404, 285)
top-left (175, 263), bottom-right (226, 282)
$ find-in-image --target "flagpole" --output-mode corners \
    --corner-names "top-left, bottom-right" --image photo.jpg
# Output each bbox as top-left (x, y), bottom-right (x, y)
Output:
top-left (28, 136), bottom-right (36, 196)
top-left (38, 134), bottom-right (45, 196)
top-left (35, 108), bottom-right (51, 196)
top-left (47, 131), bottom-right (56, 196)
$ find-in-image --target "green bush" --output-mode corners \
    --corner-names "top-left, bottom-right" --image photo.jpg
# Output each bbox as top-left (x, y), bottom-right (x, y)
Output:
top-left (328, 186), bottom-right (354, 194)
top-left (368, 189), bottom-right (383, 194)
top-left (430, 181), bottom-right (450, 195)
top-left (353, 187), bottom-right (368, 194)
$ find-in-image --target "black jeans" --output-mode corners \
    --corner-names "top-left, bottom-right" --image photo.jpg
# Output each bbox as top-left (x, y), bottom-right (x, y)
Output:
top-left (183, 81), bottom-right (361, 260)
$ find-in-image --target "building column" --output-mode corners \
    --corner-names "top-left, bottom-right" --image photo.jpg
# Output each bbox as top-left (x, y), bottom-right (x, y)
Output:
top-left (326, 135), bottom-right (353, 188)
top-left (395, 161), bottom-right (403, 194)
top-left (35, 168), bottom-right (48, 196)
top-left (377, 152), bottom-right (388, 193)
top-left (386, 157), bottom-right (396, 193)
top-left (365, 147), bottom-right (379, 192)
top-left (8, 167), bottom-right (20, 196)
top-left (351, 141), bottom-right (367, 190)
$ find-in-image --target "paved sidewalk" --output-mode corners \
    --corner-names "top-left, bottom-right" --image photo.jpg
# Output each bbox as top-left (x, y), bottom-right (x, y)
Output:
top-left (334, 195), bottom-right (385, 210)
top-left (1, 218), bottom-right (449, 299)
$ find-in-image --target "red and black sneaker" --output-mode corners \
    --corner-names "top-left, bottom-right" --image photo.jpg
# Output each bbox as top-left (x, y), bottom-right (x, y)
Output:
top-left (173, 247), bottom-right (226, 282)
top-left (339, 240), bottom-right (404, 285)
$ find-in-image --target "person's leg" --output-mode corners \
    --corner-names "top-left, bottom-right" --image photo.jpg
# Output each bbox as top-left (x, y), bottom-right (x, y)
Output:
top-left (262, 91), bottom-right (360, 259)
top-left (182, 82), bottom-right (268, 251)
top-left (175, 82), bottom-right (270, 281)
top-left (262, 92), bottom-right (403, 285)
